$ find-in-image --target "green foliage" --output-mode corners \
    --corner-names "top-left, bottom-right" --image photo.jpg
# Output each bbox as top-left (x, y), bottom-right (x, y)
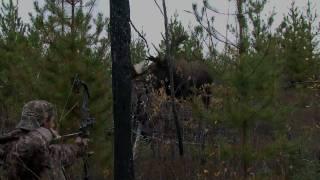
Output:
top-left (0, 0), bottom-right (27, 42)
top-left (196, 0), bottom-right (320, 178)
top-left (159, 14), bottom-right (204, 60)
top-left (247, 0), bottom-right (275, 52)
top-left (191, 0), bottom-right (286, 177)
top-left (276, 1), bottom-right (319, 86)
top-left (0, 0), bottom-right (40, 126)
top-left (131, 35), bottom-right (147, 63)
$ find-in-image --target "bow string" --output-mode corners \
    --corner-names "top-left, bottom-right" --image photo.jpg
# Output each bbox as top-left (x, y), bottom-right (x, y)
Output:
top-left (58, 74), bottom-right (95, 180)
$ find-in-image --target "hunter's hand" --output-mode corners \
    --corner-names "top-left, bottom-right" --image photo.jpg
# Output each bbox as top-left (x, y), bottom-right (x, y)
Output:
top-left (50, 129), bottom-right (61, 140)
top-left (75, 137), bottom-right (89, 146)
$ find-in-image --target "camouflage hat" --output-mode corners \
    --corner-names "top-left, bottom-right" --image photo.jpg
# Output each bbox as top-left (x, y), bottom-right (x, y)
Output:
top-left (16, 100), bottom-right (57, 131)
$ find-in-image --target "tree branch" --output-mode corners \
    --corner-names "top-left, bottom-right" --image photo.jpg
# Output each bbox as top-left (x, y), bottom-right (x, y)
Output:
top-left (154, 0), bottom-right (164, 16)
top-left (186, 9), bottom-right (239, 49)
top-left (129, 19), bottom-right (152, 56)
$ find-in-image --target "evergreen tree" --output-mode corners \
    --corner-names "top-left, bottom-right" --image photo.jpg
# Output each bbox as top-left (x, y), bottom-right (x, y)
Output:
top-left (0, 0), bottom-right (40, 128)
top-left (277, 1), bottom-right (319, 87)
top-left (198, 0), bottom-right (283, 178)
top-left (158, 14), bottom-right (204, 61)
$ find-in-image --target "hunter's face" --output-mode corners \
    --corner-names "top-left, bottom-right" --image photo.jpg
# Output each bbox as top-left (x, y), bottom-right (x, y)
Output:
top-left (50, 116), bottom-right (57, 129)
top-left (44, 116), bottom-right (56, 130)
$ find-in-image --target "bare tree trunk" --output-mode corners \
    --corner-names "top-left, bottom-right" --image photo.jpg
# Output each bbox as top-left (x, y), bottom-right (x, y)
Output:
top-left (236, 1), bottom-right (248, 178)
top-left (0, 104), bottom-right (8, 134)
top-left (0, 104), bottom-right (4, 134)
top-left (162, 0), bottom-right (184, 156)
top-left (62, 0), bottom-right (65, 33)
top-left (132, 122), bottom-right (142, 160)
top-left (199, 121), bottom-right (206, 165)
top-left (110, 0), bottom-right (134, 179)
top-left (236, 0), bottom-right (246, 55)
top-left (71, 0), bottom-right (75, 35)
top-left (224, 0), bottom-right (231, 54)
top-left (241, 120), bottom-right (248, 179)
top-left (65, 0), bottom-right (77, 55)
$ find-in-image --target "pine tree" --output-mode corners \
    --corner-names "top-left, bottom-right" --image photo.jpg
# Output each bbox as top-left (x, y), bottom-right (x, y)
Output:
top-left (277, 1), bottom-right (319, 87)
top-left (203, 0), bottom-right (283, 178)
top-left (0, 0), bottom-right (40, 129)
top-left (158, 14), bottom-right (204, 61)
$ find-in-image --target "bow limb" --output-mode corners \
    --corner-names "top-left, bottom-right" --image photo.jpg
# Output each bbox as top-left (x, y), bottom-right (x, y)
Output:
top-left (72, 74), bottom-right (95, 180)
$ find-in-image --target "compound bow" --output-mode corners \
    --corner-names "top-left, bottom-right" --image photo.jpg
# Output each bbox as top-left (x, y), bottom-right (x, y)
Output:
top-left (59, 74), bottom-right (95, 180)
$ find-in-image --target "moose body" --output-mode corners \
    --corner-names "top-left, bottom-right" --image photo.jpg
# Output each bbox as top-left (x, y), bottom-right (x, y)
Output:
top-left (133, 56), bottom-right (213, 100)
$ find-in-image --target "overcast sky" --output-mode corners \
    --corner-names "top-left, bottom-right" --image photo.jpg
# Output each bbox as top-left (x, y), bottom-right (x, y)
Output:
top-left (13, 0), bottom-right (320, 47)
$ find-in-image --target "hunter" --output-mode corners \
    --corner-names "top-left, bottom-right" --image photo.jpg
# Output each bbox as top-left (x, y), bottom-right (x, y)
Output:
top-left (0, 100), bottom-right (88, 180)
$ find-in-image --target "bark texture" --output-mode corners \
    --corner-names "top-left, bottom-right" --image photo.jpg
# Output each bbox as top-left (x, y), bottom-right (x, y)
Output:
top-left (110, 0), bottom-right (134, 179)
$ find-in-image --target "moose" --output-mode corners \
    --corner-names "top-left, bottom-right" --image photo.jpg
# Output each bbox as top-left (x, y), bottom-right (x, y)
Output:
top-left (131, 56), bottom-right (213, 154)
top-left (132, 56), bottom-right (213, 105)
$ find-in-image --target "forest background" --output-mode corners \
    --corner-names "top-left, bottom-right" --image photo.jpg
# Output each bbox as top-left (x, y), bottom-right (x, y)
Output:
top-left (0, 0), bottom-right (320, 179)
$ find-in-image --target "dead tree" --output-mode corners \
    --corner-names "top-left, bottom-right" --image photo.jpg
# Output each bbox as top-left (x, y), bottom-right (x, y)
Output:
top-left (162, 0), bottom-right (184, 156)
top-left (110, 0), bottom-right (134, 179)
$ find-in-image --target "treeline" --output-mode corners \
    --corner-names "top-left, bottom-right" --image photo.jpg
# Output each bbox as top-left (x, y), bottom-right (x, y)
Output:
top-left (134, 0), bottom-right (320, 179)
top-left (0, 0), bottom-right (319, 179)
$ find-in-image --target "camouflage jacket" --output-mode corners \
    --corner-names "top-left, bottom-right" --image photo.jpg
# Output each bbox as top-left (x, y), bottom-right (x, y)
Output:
top-left (1, 128), bottom-right (84, 180)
